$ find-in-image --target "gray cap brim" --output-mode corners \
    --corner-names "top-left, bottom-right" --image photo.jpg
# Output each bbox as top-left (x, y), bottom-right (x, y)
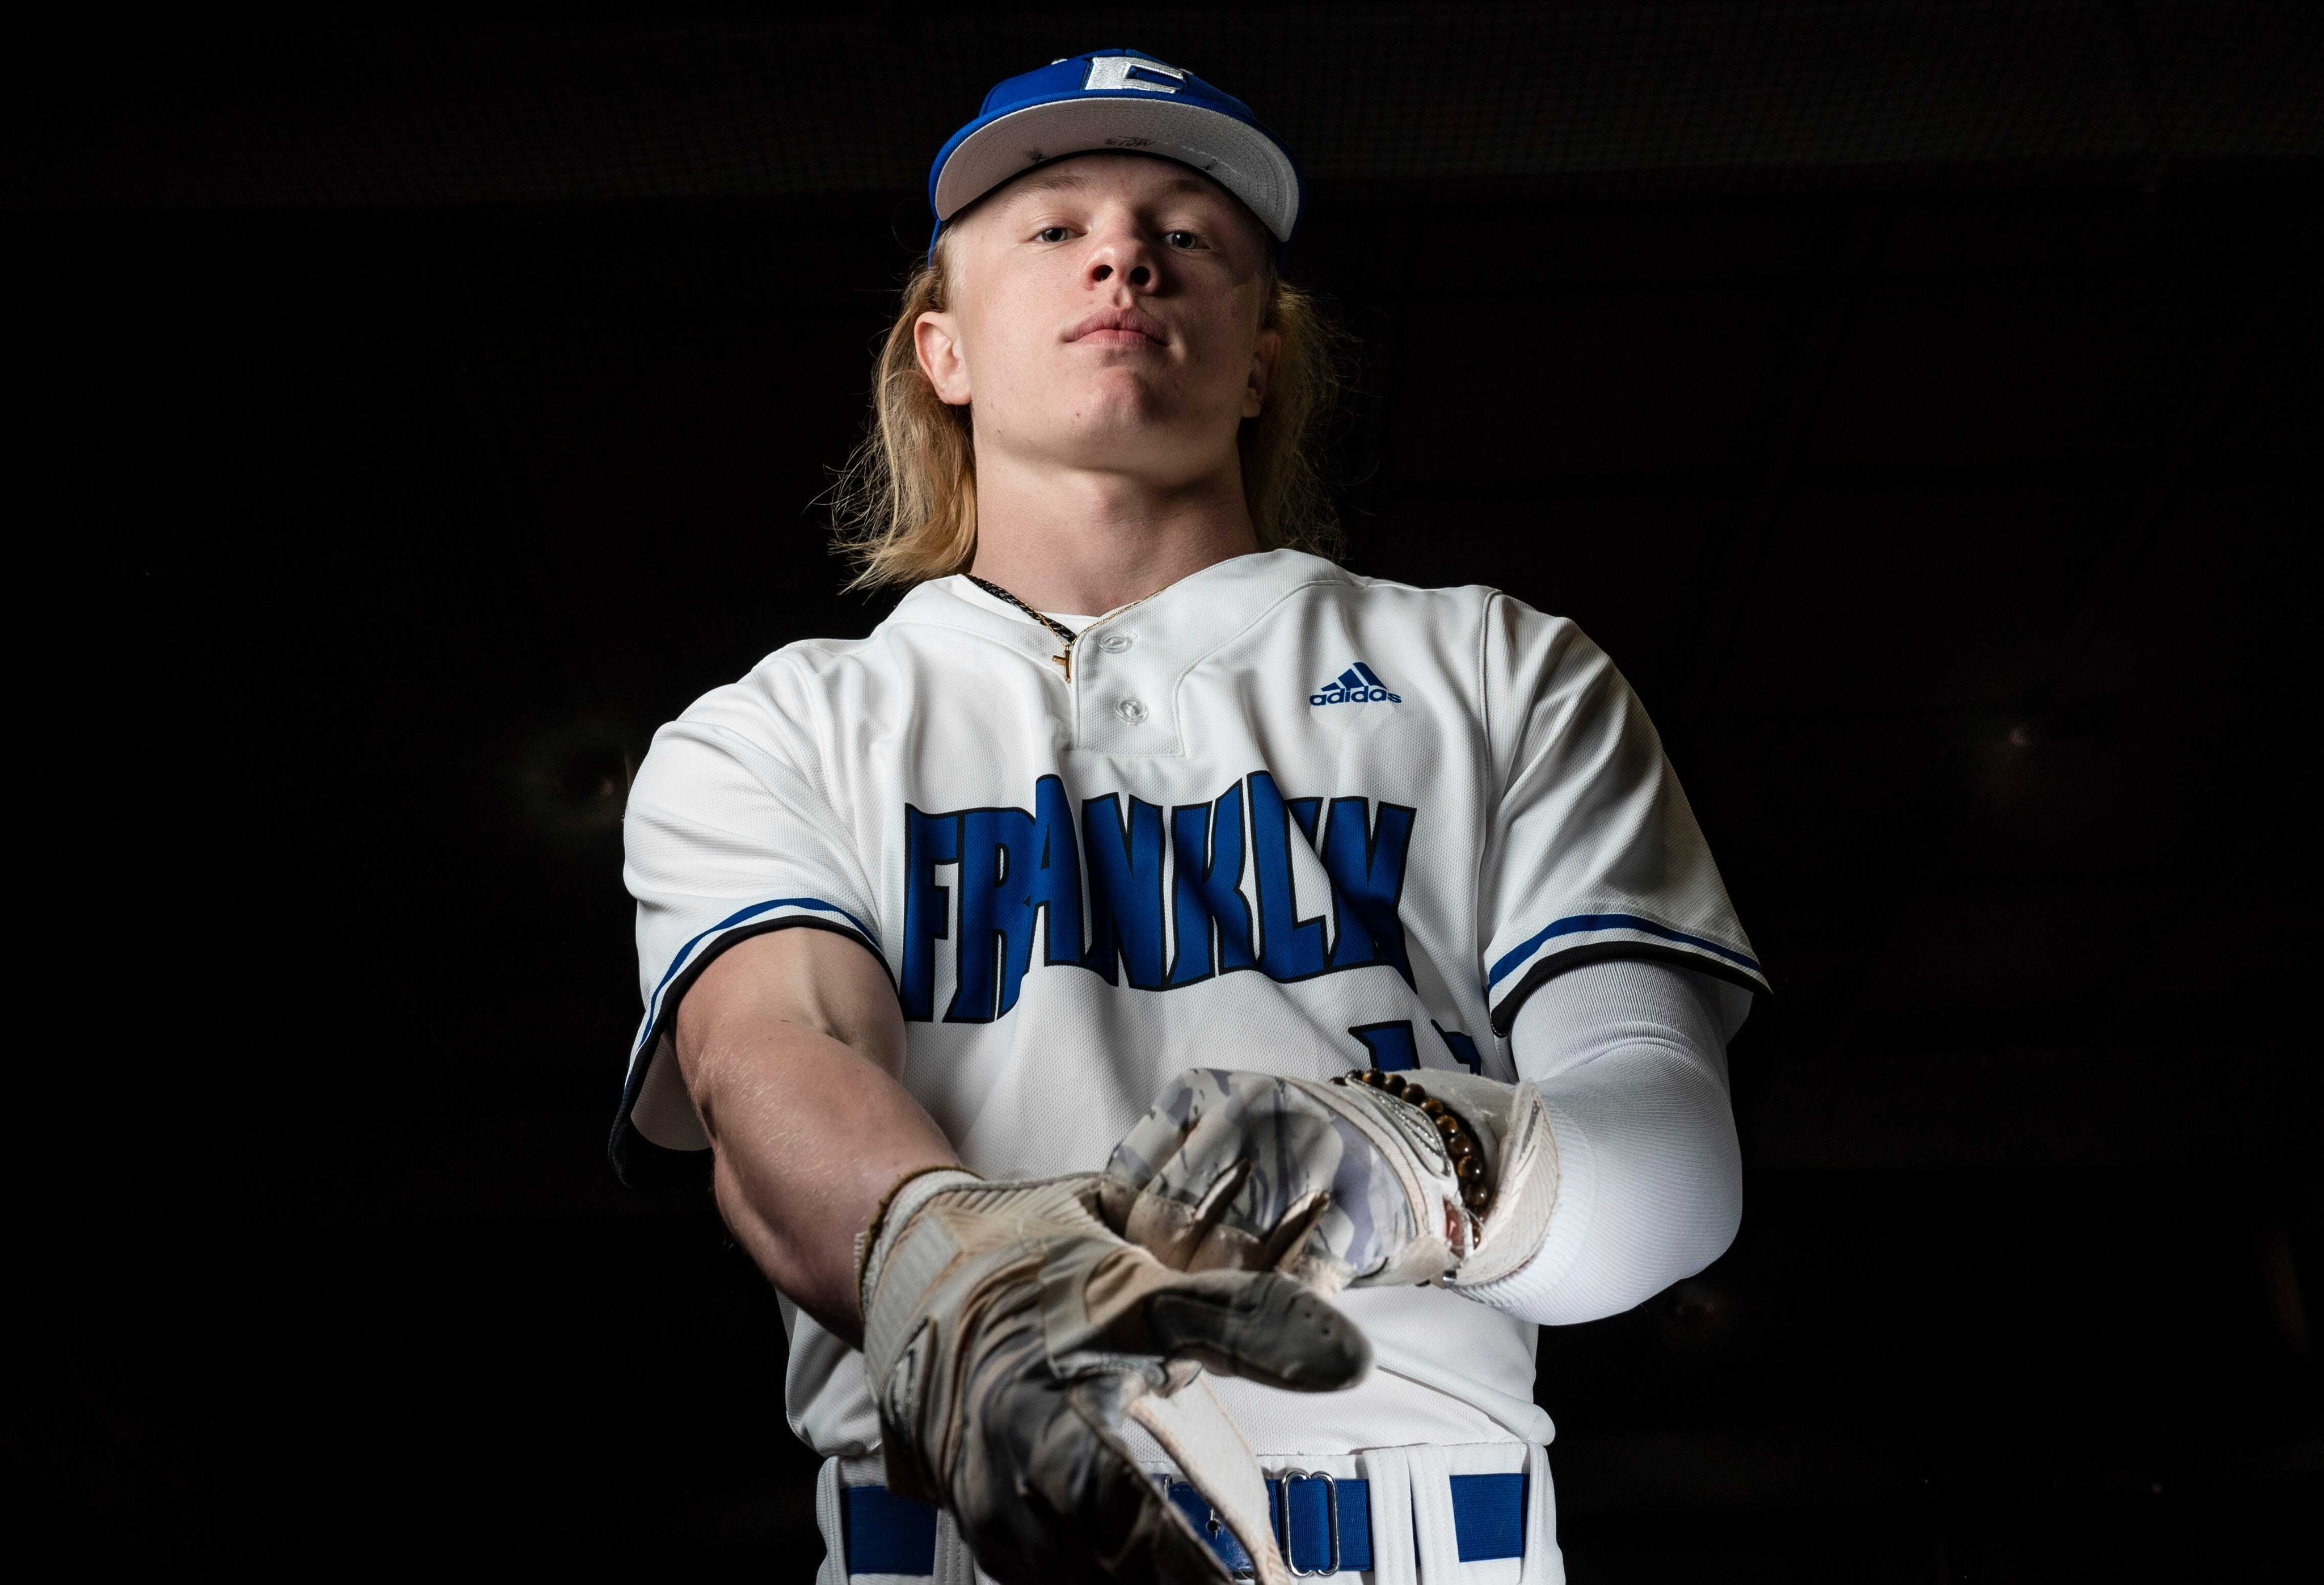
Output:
top-left (932, 96), bottom-right (1300, 243)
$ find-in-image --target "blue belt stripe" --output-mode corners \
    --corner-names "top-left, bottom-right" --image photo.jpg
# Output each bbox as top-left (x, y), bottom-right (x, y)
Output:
top-left (844, 1485), bottom-right (938, 1575)
top-left (1449, 1471), bottom-right (1527, 1562)
top-left (844, 1472), bottom-right (1525, 1576)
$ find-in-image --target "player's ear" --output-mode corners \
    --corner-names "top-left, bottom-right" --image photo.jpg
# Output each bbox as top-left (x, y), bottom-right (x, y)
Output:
top-left (1242, 326), bottom-right (1281, 419)
top-left (915, 310), bottom-right (972, 406)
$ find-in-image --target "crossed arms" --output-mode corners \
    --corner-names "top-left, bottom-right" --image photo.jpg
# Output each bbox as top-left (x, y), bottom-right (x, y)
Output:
top-left (671, 925), bottom-right (1744, 1340)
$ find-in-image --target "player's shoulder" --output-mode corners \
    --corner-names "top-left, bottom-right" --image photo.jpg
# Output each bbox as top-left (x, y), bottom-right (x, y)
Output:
top-left (662, 574), bottom-right (1031, 735)
top-left (630, 633), bottom-right (881, 783)
top-left (1312, 562), bottom-right (1592, 655)
top-left (1303, 557), bottom-right (1551, 617)
top-left (1240, 553), bottom-right (1475, 626)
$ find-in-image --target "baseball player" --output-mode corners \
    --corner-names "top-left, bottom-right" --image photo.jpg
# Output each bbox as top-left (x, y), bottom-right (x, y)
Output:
top-left (613, 48), bottom-right (1763, 1585)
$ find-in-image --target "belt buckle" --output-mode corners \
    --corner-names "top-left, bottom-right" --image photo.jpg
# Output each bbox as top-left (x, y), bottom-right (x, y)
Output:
top-left (1272, 1469), bottom-right (1340, 1578)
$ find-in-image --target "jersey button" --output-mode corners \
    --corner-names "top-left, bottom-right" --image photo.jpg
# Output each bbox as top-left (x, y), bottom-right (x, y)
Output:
top-left (1098, 633), bottom-right (1133, 653)
top-left (1114, 697), bottom-right (1148, 725)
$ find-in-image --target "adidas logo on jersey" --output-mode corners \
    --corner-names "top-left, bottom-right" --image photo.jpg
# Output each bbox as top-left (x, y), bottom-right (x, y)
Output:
top-left (1311, 662), bottom-right (1402, 707)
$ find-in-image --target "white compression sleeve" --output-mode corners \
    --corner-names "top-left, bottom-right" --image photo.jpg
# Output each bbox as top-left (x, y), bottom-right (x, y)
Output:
top-left (1462, 958), bottom-right (1747, 1325)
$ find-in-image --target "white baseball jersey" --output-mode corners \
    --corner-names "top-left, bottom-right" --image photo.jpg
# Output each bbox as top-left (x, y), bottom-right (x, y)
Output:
top-left (614, 547), bottom-right (1763, 1458)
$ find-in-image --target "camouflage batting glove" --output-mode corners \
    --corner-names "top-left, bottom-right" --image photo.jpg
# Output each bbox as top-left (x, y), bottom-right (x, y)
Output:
top-left (856, 1168), bottom-right (1370, 1585)
top-left (1099, 1067), bottom-right (1562, 1296)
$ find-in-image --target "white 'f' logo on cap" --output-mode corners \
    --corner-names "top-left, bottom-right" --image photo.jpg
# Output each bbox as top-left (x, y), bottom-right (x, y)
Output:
top-left (1083, 56), bottom-right (1187, 94)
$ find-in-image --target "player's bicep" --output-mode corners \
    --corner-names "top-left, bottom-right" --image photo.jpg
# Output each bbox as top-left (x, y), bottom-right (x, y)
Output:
top-left (613, 705), bottom-right (889, 1186)
top-left (674, 924), bottom-right (905, 1096)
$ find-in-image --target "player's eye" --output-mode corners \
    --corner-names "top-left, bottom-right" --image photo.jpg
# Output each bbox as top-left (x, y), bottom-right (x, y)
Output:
top-left (1163, 230), bottom-right (1202, 250)
top-left (1033, 226), bottom-right (1072, 243)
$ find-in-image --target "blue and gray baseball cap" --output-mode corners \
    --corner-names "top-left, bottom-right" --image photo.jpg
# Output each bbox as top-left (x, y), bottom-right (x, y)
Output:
top-left (927, 48), bottom-right (1303, 258)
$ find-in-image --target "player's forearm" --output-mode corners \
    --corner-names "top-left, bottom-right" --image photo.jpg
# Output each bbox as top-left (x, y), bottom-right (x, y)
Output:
top-left (1100, 958), bottom-right (1745, 1310)
top-left (1504, 1052), bottom-right (1742, 1322)
top-left (673, 931), bottom-right (959, 1342)
top-left (692, 1020), bottom-right (958, 1339)
top-left (1471, 958), bottom-right (1744, 1325)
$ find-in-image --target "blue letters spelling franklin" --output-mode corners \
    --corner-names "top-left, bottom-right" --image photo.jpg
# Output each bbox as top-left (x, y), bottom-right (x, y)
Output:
top-left (902, 772), bottom-right (1417, 1022)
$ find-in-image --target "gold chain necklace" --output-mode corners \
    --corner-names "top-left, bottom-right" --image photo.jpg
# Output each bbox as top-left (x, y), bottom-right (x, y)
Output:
top-left (966, 575), bottom-right (1081, 676)
top-left (966, 574), bottom-right (1159, 682)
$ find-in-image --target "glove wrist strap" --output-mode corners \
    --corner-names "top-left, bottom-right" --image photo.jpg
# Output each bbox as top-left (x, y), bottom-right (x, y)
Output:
top-left (855, 1164), bottom-right (980, 1317)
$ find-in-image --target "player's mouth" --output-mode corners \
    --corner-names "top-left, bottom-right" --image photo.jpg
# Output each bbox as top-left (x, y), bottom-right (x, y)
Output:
top-left (1067, 307), bottom-right (1168, 348)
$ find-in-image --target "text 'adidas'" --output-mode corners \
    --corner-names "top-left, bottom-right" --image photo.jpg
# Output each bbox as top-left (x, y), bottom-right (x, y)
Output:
top-left (1311, 662), bottom-right (1403, 707)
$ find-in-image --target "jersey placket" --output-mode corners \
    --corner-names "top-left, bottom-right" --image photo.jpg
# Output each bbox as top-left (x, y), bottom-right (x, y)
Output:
top-left (1064, 609), bottom-right (1178, 756)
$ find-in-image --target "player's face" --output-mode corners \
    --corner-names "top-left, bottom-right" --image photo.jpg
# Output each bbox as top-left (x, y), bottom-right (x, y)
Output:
top-left (915, 153), bottom-right (1280, 487)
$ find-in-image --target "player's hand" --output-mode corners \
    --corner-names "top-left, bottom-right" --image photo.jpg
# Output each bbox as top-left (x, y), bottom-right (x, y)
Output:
top-left (857, 1169), bottom-right (1370, 1585)
top-left (1099, 1067), bottom-right (1562, 1296)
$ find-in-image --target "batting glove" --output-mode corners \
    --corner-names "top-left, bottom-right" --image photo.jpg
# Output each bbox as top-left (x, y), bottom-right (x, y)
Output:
top-left (857, 1168), bottom-right (1371, 1585)
top-left (1100, 1067), bottom-right (1562, 1296)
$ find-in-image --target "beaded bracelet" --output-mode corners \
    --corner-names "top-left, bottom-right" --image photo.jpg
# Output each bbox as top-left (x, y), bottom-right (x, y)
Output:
top-left (1333, 1068), bottom-right (1494, 1214)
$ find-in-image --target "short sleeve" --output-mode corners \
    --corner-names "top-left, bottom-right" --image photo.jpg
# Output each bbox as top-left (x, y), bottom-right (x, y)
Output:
top-left (1477, 592), bottom-right (1766, 1035)
top-left (609, 672), bottom-right (887, 1188)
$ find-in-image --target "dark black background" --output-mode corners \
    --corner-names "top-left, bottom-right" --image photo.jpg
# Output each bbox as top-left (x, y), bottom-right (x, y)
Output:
top-left (10, 6), bottom-right (2321, 1579)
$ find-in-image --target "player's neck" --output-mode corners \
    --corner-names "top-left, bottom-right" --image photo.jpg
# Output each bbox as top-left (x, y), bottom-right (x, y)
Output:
top-left (965, 449), bottom-right (1260, 617)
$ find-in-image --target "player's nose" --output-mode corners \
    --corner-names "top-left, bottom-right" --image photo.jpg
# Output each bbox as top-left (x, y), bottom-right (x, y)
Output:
top-left (1084, 218), bottom-right (1161, 292)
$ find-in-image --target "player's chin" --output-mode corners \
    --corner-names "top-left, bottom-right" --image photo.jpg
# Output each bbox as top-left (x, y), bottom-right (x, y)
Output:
top-left (1051, 389), bottom-right (1222, 455)
top-left (1058, 367), bottom-right (1179, 417)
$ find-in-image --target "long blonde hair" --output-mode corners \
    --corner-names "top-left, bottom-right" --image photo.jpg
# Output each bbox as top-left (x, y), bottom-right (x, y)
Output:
top-left (829, 228), bottom-right (1347, 590)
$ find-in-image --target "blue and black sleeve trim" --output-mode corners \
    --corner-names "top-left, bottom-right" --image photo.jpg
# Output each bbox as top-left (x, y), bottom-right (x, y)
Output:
top-left (1485, 912), bottom-right (1768, 1035)
top-left (608, 898), bottom-right (889, 1190)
